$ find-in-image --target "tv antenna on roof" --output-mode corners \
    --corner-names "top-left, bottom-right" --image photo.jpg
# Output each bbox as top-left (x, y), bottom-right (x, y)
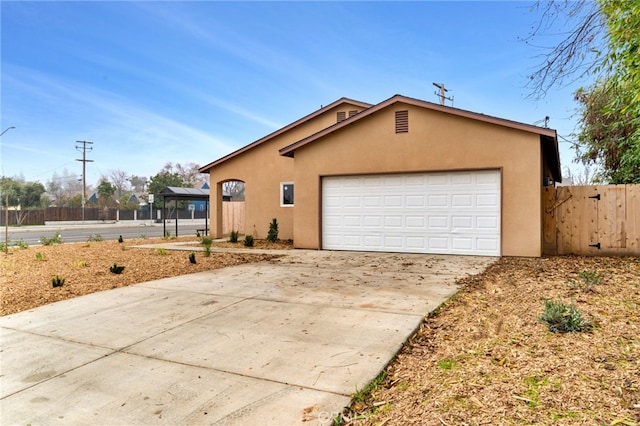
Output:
top-left (433, 82), bottom-right (454, 106)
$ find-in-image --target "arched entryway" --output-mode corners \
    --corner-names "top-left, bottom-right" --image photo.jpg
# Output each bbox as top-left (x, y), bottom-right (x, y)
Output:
top-left (220, 179), bottom-right (245, 236)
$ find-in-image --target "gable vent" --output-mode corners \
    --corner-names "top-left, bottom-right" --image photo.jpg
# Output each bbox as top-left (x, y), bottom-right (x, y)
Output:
top-left (337, 111), bottom-right (347, 122)
top-left (395, 110), bottom-right (409, 133)
top-left (348, 110), bottom-right (358, 117)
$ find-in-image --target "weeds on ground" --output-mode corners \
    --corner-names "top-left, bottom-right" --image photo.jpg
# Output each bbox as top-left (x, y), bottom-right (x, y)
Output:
top-left (244, 235), bottom-right (254, 247)
top-left (229, 230), bottom-right (239, 243)
top-left (35, 252), bottom-right (46, 261)
top-left (86, 234), bottom-right (103, 242)
top-left (40, 232), bottom-right (62, 246)
top-left (568, 270), bottom-right (603, 292)
top-left (155, 248), bottom-right (167, 255)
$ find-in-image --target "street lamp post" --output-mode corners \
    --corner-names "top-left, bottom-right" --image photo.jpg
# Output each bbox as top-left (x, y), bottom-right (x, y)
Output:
top-left (1, 126), bottom-right (16, 253)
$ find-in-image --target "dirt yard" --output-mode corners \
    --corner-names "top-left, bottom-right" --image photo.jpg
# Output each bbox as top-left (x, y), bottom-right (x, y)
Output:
top-left (344, 256), bottom-right (640, 425)
top-left (0, 236), bottom-right (287, 316)
top-left (2, 240), bottom-right (639, 425)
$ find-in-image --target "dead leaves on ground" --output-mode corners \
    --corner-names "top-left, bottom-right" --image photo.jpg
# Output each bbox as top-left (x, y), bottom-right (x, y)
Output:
top-left (344, 256), bottom-right (640, 426)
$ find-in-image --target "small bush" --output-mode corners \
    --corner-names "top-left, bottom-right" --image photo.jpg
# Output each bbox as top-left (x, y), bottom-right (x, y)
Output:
top-left (228, 230), bottom-right (239, 243)
top-left (75, 259), bottom-right (88, 268)
top-left (266, 218), bottom-right (279, 242)
top-left (14, 239), bottom-right (29, 249)
top-left (244, 235), bottom-right (254, 247)
top-left (201, 236), bottom-right (213, 247)
top-left (52, 276), bottom-right (65, 287)
top-left (164, 230), bottom-right (172, 238)
top-left (204, 246), bottom-right (211, 257)
top-left (568, 270), bottom-right (603, 292)
top-left (155, 248), bottom-right (167, 255)
top-left (87, 234), bottom-right (103, 242)
top-left (539, 299), bottom-right (592, 333)
top-left (41, 232), bottom-right (62, 246)
top-left (189, 252), bottom-right (197, 264)
top-left (110, 263), bottom-right (125, 274)
top-left (35, 252), bottom-right (46, 261)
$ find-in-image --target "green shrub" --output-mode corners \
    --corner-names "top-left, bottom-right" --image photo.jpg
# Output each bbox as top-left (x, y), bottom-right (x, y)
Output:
top-left (40, 232), bottom-right (62, 246)
top-left (204, 246), bottom-right (211, 257)
top-left (109, 263), bottom-right (125, 274)
top-left (14, 239), bottom-right (29, 249)
top-left (266, 218), bottom-right (279, 242)
top-left (35, 252), bottom-right (46, 261)
top-left (201, 236), bottom-right (213, 247)
top-left (539, 299), bottom-right (592, 333)
top-left (52, 276), bottom-right (65, 287)
top-left (155, 248), bottom-right (167, 255)
top-left (244, 235), bottom-right (254, 247)
top-left (189, 252), bottom-right (197, 264)
top-left (87, 234), bottom-right (103, 242)
top-left (568, 270), bottom-right (603, 292)
top-left (229, 230), bottom-right (239, 243)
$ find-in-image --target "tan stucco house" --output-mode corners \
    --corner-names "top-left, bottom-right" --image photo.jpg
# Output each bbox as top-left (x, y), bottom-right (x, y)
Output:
top-left (200, 94), bottom-right (560, 257)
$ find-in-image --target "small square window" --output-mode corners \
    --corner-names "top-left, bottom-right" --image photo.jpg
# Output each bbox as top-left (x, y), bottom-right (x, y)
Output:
top-left (281, 182), bottom-right (294, 206)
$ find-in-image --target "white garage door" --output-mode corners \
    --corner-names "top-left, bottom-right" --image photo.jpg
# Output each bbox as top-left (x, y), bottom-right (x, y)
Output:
top-left (322, 170), bottom-right (501, 256)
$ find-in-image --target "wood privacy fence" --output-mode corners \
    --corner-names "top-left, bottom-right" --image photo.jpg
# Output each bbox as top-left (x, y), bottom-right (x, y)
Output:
top-left (222, 201), bottom-right (245, 235)
top-left (543, 184), bottom-right (640, 255)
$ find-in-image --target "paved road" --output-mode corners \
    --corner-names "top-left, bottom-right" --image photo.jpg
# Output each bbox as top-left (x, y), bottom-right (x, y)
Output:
top-left (5, 221), bottom-right (208, 246)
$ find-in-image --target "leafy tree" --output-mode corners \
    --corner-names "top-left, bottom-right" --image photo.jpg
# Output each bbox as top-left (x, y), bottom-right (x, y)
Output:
top-left (0, 177), bottom-right (45, 208)
top-left (96, 180), bottom-right (116, 207)
top-left (527, 0), bottom-right (640, 183)
top-left (147, 172), bottom-right (186, 208)
top-left (574, 77), bottom-right (639, 183)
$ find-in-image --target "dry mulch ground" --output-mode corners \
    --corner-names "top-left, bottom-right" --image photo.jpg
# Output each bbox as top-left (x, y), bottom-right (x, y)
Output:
top-left (0, 236), bottom-right (288, 316)
top-left (343, 256), bottom-right (640, 426)
top-left (2, 241), bottom-right (639, 425)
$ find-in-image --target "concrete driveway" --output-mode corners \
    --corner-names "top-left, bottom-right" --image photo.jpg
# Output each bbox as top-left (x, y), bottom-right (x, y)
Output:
top-left (0, 249), bottom-right (493, 425)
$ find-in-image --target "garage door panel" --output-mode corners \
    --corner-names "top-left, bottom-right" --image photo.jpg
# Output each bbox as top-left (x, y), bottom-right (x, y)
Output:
top-left (322, 171), bottom-right (500, 256)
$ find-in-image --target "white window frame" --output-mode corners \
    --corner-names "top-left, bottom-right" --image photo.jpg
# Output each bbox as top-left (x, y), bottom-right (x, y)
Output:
top-left (280, 182), bottom-right (294, 207)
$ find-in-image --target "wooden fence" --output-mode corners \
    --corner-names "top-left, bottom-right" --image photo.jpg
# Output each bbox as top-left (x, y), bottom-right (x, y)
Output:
top-left (222, 201), bottom-right (245, 235)
top-left (543, 184), bottom-right (640, 255)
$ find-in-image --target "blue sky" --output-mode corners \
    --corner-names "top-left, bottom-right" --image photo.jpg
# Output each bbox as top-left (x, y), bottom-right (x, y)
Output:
top-left (1, 1), bottom-right (590, 189)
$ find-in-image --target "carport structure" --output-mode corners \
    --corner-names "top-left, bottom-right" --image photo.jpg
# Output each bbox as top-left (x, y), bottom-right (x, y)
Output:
top-left (158, 186), bottom-right (209, 237)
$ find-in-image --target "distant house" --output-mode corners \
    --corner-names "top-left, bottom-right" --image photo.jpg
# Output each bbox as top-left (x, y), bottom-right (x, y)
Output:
top-left (200, 94), bottom-right (560, 257)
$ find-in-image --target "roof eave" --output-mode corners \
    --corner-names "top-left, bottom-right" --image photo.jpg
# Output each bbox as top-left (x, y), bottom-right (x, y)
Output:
top-left (199, 97), bottom-right (372, 173)
top-left (279, 94), bottom-right (559, 157)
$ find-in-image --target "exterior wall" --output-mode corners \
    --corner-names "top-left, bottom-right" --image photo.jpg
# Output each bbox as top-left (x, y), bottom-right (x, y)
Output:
top-left (206, 102), bottom-right (366, 239)
top-left (292, 103), bottom-right (544, 257)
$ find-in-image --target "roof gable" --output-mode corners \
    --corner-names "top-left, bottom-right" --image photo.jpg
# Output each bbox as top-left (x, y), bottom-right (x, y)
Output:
top-left (279, 94), bottom-right (558, 157)
top-left (199, 97), bottom-right (372, 172)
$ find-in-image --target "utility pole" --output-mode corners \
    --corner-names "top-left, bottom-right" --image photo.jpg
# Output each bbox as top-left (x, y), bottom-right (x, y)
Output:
top-left (433, 82), bottom-right (454, 106)
top-left (75, 141), bottom-right (94, 222)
